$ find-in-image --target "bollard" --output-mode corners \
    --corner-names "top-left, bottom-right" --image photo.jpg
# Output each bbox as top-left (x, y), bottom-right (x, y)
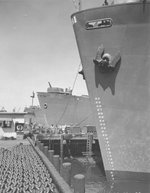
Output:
top-left (60, 162), bottom-right (71, 186)
top-left (37, 140), bottom-right (40, 148)
top-left (38, 141), bottom-right (42, 150)
top-left (53, 155), bottom-right (60, 172)
top-left (36, 140), bottom-right (39, 148)
top-left (59, 157), bottom-right (63, 167)
top-left (48, 150), bottom-right (54, 164)
top-left (59, 157), bottom-right (63, 174)
top-left (73, 174), bottom-right (85, 193)
top-left (40, 143), bottom-right (44, 152)
top-left (43, 146), bottom-right (48, 157)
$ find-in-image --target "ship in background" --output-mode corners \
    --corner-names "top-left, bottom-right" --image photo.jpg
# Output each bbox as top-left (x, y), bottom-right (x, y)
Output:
top-left (24, 92), bottom-right (48, 127)
top-left (71, 0), bottom-right (150, 192)
top-left (37, 82), bottom-right (94, 127)
top-left (24, 105), bottom-right (47, 127)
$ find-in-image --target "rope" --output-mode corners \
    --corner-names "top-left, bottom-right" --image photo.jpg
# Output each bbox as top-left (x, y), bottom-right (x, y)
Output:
top-left (44, 114), bottom-right (49, 127)
top-left (73, 113), bottom-right (93, 127)
top-left (56, 63), bottom-right (81, 125)
top-left (71, 63), bottom-right (81, 93)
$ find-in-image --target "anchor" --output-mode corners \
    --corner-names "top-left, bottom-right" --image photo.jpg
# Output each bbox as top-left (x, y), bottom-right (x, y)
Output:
top-left (93, 44), bottom-right (121, 73)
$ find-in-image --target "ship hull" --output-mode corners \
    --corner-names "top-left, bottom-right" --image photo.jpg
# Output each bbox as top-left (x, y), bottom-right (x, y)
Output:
top-left (37, 92), bottom-right (94, 127)
top-left (24, 106), bottom-right (47, 126)
top-left (71, 2), bottom-right (150, 186)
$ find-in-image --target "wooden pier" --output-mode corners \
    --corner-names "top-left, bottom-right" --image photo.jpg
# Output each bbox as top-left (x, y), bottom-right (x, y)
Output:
top-left (37, 134), bottom-right (100, 161)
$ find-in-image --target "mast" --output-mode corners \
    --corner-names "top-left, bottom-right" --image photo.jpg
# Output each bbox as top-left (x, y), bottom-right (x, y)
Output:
top-left (30, 91), bottom-right (35, 107)
top-left (78, 0), bottom-right (82, 11)
top-left (72, 0), bottom-right (82, 11)
top-left (48, 82), bottom-right (52, 88)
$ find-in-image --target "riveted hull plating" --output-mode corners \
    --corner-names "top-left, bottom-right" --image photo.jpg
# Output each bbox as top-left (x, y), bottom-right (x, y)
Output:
top-left (37, 91), bottom-right (94, 127)
top-left (72, 2), bottom-right (150, 189)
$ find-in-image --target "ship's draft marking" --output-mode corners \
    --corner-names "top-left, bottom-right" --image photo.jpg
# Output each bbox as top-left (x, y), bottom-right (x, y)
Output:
top-left (94, 97), bottom-right (115, 180)
top-left (85, 18), bottom-right (112, 30)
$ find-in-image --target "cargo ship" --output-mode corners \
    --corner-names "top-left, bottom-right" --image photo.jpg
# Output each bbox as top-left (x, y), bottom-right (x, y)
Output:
top-left (37, 83), bottom-right (94, 127)
top-left (24, 106), bottom-right (48, 127)
top-left (71, 1), bottom-right (150, 192)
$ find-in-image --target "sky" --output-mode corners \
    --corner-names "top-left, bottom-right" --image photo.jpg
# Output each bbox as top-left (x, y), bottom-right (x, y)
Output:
top-left (0, 0), bottom-right (102, 112)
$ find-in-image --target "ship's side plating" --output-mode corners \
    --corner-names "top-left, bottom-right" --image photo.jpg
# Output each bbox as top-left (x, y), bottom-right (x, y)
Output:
top-left (37, 91), bottom-right (94, 127)
top-left (24, 106), bottom-right (46, 126)
top-left (71, 2), bottom-right (150, 185)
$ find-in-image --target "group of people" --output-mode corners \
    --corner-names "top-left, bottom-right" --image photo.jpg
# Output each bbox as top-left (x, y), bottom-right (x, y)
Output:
top-left (28, 123), bottom-right (71, 137)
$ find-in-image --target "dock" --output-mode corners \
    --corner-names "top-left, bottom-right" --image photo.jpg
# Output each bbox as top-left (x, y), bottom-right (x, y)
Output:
top-left (0, 134), bottom-right (97, 193)
top-left (0, 136), bottom-right (73, 193)
top-left (37, 134), bottom-right (100, 160)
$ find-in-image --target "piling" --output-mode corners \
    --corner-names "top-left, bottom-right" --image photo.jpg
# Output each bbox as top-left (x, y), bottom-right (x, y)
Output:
top-left (37, 140), bottom-right (40, 148)
top-left (73, 174), bottom-right (85, 193)
top-left (36, 140), bottom-right (39, 148)
top-left (48, 149), bottom-right (54, 163)
top-left (43, 146), bottom-right (48, 157)
top-left (27, 137), bottom-right (73, 193)
top-left (39, 141), bottom-right (42, 151)
top-left (60, 162), bottom-right (71, 186)
top-left (53, 155), bottom-right (60, 172)
top-left (60, 134), bottom-right (64, 161)
top-left (40, 143), bottom-right (44, 152)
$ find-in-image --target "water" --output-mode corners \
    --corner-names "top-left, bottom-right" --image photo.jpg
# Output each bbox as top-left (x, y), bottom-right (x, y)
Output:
top-left (84, 166), bottom-right (108, 193)
top-left (69, 158), bottom-right (108, 193)
top-left (68, 158), bottom-right (150, 193)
